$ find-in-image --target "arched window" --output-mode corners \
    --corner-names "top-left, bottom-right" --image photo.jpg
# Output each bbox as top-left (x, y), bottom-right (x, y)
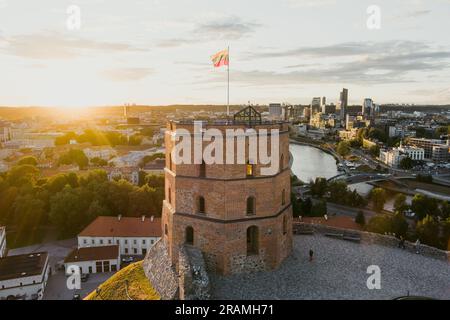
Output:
top-left (280, 154), bottom-right (284, 172)
top-left (246, 196), bottom-right (255, 216)
top-left (199, 160), bottom-right (206, 177)
top-left (164, 224), bottom-right (168, 235)
top-left (283, 216), bottom-right (287, 235)
top-left (247, 226), bottom-right (259, 255)
top-left (282, 189), bottom-right (286, 206)
top-left (198, 196), bottom-right (205, 214)
top-left (185, 226), bottom-right (194, 245)
top-left (246, 161), bottom-right (254, 177)
top-left (169, 154), bottom-right (172, 171)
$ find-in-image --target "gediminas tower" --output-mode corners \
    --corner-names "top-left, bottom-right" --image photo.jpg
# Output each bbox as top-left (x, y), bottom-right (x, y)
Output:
top-left (162, 107), bottom-right (292, 275)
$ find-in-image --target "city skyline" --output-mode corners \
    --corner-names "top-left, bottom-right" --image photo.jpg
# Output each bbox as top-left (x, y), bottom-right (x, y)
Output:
top-left (1, 0), bottom-right (450, 107)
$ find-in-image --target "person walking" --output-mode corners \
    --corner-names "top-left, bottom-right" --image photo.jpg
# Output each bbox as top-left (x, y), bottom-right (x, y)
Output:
top-left (414, 239), bottom-right (420, 254)
top-left (309, 249), bottom-right (314, 262)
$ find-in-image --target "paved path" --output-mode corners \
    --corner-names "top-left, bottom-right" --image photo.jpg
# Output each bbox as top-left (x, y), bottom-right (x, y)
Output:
top-left (210, 235), bottom-right (450, 300)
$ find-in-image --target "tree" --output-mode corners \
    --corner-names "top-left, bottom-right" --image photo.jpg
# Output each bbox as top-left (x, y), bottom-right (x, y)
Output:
top-left (90, 157), bottom-right (108, 167)
top-left (393, 194), bottom-right (407, 213)
top-left (6, 165), bottom-right (40, 188)
top-left (355, 210), bottom-right (365, 226)
top-left (310, 200), bottom-right (327, 217)
top-left (370, 188), bottom-right (387, 212)
top-left (391, 213), bottom-right (408, 238)
top-left (18, 156), bottom-right (38, 166)
top-left (58, 149), bottom-right (89, 169)
top-left (337, 141), bottom-right (350, 157)
top-left (399, 157), bottom-right (413, 170)
top-left (366, 215), bottom-right (392, 234)
top-left (310, 177), bottom-right (328, 197)
top-left (369, 145), bottom-right (380, 158)
top-left (411, 194), bottom-right (438, 220)
top-left (416, 215), bottom-right (440, 248)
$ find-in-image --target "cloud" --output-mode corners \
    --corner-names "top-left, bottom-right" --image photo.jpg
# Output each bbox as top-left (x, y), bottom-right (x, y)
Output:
top-left (206, 41), bottom-right (450, 86)
top-left (286, 0), bottom-right (336, 7)
top-left (100, 67), bottom-right (153, 82)
top-left (156, 16), bottom-right (261, 47)
top-left (0, 31), bottom-right (146, 59)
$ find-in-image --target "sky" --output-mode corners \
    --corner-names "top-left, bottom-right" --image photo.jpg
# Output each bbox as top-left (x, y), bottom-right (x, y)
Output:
top-left (1, 0), bottom-right (450, 107)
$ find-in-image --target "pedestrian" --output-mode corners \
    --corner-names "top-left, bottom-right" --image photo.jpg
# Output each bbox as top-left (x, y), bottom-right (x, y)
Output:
top-left (414, 239), bottom-right (420, 254)
top-left (309, 249), bottom-right (314, 262)
top-left (398, 236), bottom-right (406, 249)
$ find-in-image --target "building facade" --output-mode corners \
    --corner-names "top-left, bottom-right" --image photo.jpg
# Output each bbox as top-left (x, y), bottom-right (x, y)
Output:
top-left (78, 216), bottom-right (161, 256)
top-left (64, 245), bottom-right (120, 274)
top-left (0, 252), bottom-right (50, 300)
top-left (162, 118), bottom-right (293, 275)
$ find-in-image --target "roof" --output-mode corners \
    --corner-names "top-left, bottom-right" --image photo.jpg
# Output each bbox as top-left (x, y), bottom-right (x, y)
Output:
top-left (0, 252), bottom-right (48, 281)
top-left (65, 245), bottom-right (119, 263)
top-left (78, 216), bottom-right (162, 238)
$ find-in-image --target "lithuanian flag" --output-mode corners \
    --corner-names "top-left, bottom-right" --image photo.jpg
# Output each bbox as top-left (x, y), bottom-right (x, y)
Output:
top-left (211, 49), bottom-right (229, 68)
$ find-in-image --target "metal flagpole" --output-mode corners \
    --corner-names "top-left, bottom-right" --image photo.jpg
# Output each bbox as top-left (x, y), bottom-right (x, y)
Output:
top-left (227, 45), bottom-right (230, 117)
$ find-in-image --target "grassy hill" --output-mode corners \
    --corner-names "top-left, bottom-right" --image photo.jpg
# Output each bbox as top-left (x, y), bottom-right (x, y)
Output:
top-left (84, 261), bottom-right (160, 300)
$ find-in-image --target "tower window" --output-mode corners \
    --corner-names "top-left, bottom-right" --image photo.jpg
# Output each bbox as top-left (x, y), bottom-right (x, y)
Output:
top-left (246, 161), bottom-right (254, 177)
top-left (168, 187), bottom-right (171, 204)
top-left (165, 224), bottom-right (168, 235)
top-left (282, 189), bottom-right (286, 206)
top-left (199, 160), bottom-right (206, 177)
top-left (246, 196), bottom-right (255, 216)
top-left (185, 226), bottom-right (194, 245)
top-left (169, 154), bottom-right (172, 171)
top-left (283, 216), bottom-right (287, 235)
top-left (198, 196), bottom-right (205, 214)
top-left (246, 226), bottom-right (259, 255)
top-left (280, 154), bottom-right (284, 172)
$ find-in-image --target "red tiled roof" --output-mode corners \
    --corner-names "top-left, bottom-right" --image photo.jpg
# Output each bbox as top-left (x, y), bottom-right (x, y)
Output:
top-left (65, 245), bottom-right (119, 263)
top-left (78, 216), bottom-right (162, 238)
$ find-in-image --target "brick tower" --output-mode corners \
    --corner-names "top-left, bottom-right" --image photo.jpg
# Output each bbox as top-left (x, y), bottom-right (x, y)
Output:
top-left (162, 107), bottom-right (292, 275)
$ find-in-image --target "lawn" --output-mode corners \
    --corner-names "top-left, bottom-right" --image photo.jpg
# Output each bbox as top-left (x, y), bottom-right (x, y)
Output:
top-left (84, 261), bottom-right (160, 300)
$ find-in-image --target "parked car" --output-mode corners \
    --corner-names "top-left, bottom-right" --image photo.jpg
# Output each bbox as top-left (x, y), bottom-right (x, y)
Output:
top-left (80, 274), bottom-right (89, 282)
top-left (122, 257), bottom-right (134, 263)
top-left (72, 294), bottom-right (81, 300)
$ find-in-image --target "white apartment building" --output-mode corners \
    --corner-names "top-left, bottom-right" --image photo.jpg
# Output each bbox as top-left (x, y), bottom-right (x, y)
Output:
top-left (0, 227), bottom-right (6, 258)
top-left (64, 245), bottom-right (120, 274)
top-left (398, 145), bottom-right (425, 161)
top-left (0, 252), bottom-right (50, 300)
top-left (78, 216), bottom-right (161, 256)
top-left (379, 148), bottom-right (403, 167)
top-left (83, 147), bottom-right (116, 160)
top-left (106, 167), bottom-right (140, 185)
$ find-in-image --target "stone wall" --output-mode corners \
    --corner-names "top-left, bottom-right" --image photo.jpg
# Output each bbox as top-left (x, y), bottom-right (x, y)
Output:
top-left (178, 245), bottom-right (211, 300)
top-left (294, 222), bottom-right (450, 262)
top-left (142, 239), bottom-right (178, 300)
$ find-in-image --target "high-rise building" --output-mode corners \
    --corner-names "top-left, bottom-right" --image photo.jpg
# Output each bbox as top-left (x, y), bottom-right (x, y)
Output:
top-left (268, 103), bottom-right (282, 119)
top-left (161, 109), bottom-right (293, 275)
top-left (339, 88), bottom-right (348, 119)
top-left (363, 98), bottom-right (373, 117)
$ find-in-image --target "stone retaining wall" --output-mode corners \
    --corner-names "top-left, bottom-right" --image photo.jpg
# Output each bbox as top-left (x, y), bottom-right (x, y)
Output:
top-left (142, 239), bottom-right (179, 300)
top-left (178, 245), bottom-right (211, 300)
top-left (294, 222), bottom-right (450, 262)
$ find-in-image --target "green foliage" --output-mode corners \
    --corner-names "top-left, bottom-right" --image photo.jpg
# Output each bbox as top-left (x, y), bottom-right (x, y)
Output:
top-left (416, 215), bottom-right (441, 248)
top-left (369, 145), bottom-right (380, 157)
top-left (309, 200), bottom-right (327, 217)
top-left (90, 157), bottom-right (108, 167)
top-left (18, 156), bottom-right (38, 166)
top-left (310, 177), bottom-right (327, 197)
top-left (327, 181), bottom-right (367, 207)
top-left (399, 157), bottom-right (413, 170)
top-left (366, 213), bottom-right (408, 237)
top-left (411, 194), bottom-right (439, 220)
top-left (367, 127), bottom-right (387, 143)
top-left (336, 141), bottom-right (350, 157)
top-left (393, 194), bottom-right (407, 213)
top-left (58, 149), bottom-right (89, 169)
top-left (55, 129), bottom-right (143, 147)
top-left (0, 165), bottom-right (165, 241)
top-left (370, 188), bottom-right (387, 212)
top-left (355, 210), bottom-right (365, 226)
